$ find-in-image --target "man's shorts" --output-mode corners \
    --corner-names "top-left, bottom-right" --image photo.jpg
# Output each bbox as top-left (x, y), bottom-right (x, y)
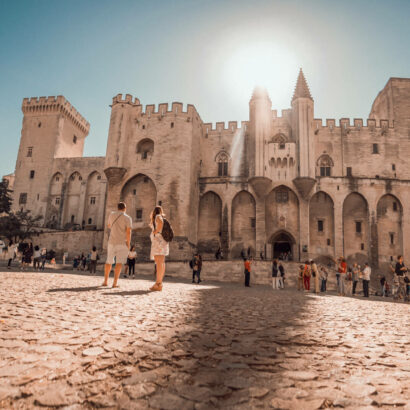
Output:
top-left (106, 244), bottom-right (129, 265)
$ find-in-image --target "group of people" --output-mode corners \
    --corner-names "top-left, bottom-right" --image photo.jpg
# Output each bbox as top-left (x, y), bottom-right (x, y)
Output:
top-left (73, 247), bottom-right (100, 274)
top-left (4, 240), bottom-right (54, 271)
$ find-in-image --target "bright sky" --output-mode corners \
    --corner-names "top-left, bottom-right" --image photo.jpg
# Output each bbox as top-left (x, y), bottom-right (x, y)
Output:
top-left (0, 0), bottom-right (409, 177)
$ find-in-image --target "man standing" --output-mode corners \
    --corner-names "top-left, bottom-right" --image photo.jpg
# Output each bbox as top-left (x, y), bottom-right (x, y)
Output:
top-left (102, 202), bottom-right (132, 288)
top-left (244, 258), bottom-right (251, 287)
top-left (337, 257), bottom-right (347, 296)
top-left (362, 262), bottom-right (371, 298)
top-left (352, 263), bottom-right (359, 295)
top-left (311, 260), bottom-right (319, 294)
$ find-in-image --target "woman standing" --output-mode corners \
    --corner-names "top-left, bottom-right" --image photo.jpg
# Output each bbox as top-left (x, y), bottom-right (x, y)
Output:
top-left (303, 261), bottom-right (311, 291)
top-left (272, 259), bottom-right (279, 290)
top-left (89, 246), bottom-right (98, 274)
top-left (7, 241), bottom-right (16, 269)
top-left (22, 242), bottom-right (33, 271)
top-left (127, 246), bottom-right (137, 278)
top-left (149, 206), bottom-right (169, 291)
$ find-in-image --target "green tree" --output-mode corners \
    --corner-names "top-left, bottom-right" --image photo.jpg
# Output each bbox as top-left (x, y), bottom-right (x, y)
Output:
top-left (0, 180), bottom-right (13, 215)
top-left (0, 210), bottom-right (42, 242)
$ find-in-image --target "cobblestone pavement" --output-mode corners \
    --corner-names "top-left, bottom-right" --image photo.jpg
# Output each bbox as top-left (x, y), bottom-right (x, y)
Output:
top-left (0, 271), bottom-right (409, 409)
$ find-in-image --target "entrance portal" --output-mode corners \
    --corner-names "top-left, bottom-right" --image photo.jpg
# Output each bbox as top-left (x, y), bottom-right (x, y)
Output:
top-left (270, 231), bottom-right (295, 260)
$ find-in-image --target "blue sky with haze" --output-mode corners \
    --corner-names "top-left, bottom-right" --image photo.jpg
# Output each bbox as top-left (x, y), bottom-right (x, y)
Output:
top-left (0, 0), bottom-right (409, 177)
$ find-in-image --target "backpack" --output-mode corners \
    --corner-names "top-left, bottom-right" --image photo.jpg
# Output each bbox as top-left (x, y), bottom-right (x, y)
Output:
top-left (161, 218), bottom-right (174, 242)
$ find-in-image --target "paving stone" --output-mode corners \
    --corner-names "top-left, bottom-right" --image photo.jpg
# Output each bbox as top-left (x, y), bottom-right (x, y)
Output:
top-left (82, 346), bottom-right (105, 356)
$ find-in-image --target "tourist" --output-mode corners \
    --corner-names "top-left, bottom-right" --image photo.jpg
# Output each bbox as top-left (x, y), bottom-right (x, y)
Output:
top-left (6, 240), bottom-right (16, 269)
top-left (298, 265), bottom-right (304, 291)
top-left (395, 255), bottom-right (407, 300)
top-left (352, 263), bottom-right (360, 295)
top-left (244, 257), bottom-right (251, 287)
top-left (127, 246), bottom-right (137, 278)
top-left (345, 266), bottom-right (353, 296)
top-left (272, 259), bottom-right (279, 289)
top-left (380, 275), bottom-right (386, 297)
top-left (320, 265), bottom-right (328, 292)
top-left (33, 245), bottom-right (41, 271)
top-left (22, 242), bottom-right (33, 271)
top-left (81, 253), bottom-right (87, 271)
top-left (89, 246), bottom-right (98, 274)
top-left (311, 260), bottom-right (319, 294)
top-left (102, 202), bottom-right (132, 288)
top-left (196, 253), bottom-right (202, 283)
top-left (362, 262), bottom-right (371, 297)
top-left (189, 254), bottom-right (197, 282)
top-left (40, 247), bottom-right (47, 271)
top-left (278, 262), bottom-right (285, 288)
top-left (215, 247), bottom-right (222, 260)
top-left (149, 205), bottom-right (169, 291)
top-left (337, 257), bottom-right (347, 296)
top-left (303, 261), bottom-right (311, 291)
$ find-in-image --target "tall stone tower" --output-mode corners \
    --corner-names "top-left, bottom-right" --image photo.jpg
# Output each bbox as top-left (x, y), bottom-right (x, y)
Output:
top-left (13, 96), bottom-right (89, 221)
top-left (249, 87), bottom-right (272, 177)
top-left (291, 69), bottom-right (316, 199)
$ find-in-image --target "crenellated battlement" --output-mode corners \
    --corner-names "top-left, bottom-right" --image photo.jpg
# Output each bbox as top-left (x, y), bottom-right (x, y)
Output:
top-left (312, 117), bottom-right (394, 133)
top-left (22, 95), bottom-right (90, 134)
top-left (272, 108), bottom-right (292, 120)
top-left (112, 93), bottom-right (141, 106)
top-left (202, 121), bottom-right (249, 134)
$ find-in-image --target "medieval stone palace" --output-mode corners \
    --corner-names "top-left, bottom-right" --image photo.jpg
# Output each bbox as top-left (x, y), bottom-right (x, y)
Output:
top-left (9, 71), bottom-right (410, 268)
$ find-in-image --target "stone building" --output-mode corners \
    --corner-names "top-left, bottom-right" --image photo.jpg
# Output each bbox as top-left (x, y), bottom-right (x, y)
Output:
top-left (9, 71), bottom-right (410, 269)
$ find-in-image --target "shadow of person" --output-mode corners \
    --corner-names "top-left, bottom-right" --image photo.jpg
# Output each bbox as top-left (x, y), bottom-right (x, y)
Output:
top-left (47, 286), bottom-right (102, 293)
top-left (103, 290), bottom-right (151, 296)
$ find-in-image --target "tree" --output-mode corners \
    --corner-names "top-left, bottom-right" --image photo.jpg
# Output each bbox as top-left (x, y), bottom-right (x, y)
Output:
top-left (0, 210), bottom-right (42, 242)
top-left (0, 180), bottom-right (13, 215)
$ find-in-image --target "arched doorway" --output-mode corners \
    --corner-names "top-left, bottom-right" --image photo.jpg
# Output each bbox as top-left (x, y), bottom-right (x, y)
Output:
top-left (269, 231), bottom-right (295, 260)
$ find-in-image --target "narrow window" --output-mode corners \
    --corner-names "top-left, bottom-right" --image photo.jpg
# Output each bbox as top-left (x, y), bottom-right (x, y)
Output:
top-left (346, 167), bottom-right (352, 177)
top-left (142, 151), bottom-right (148, 159)
top-left (38, 122), bottom-right (41, 128)
top-left (218, 162), bottom-right (223, 176)
top-left (90, 197), bottom-right (96, 205)
top-left (88, 218), bottom-right (92, 224)
top-left (142, 125), bottom-right (145, 129)
top-left (393, 202), bottom-right (398, 212)
top-left (317, 220), bottom-right (324, 232)
top-left (361, 243), bottom-right (365, 250)
top-left (27, 147), bottom-right (33, 157)
top-left (372, 143), bottom-right (378, 154)
top-left (19, 193), bottom-right (27, 204)
top-left (78, 176), bottom-right (82, 181)
top-left (356, 221), bottom-right (362, 233)
top-left (392, 164), bottom-right (396, 171)
top-left (37, 194), bottom-right (39, 200)
top-left (71, 215), bottom-right (75, 223)
top-left (250, 218), bottom-right (256, 228)
top-left (327, 238), bottom-right (331, 246)
top-left (320, 167), bottom-right (325, 177)
top-left (97, 175), bottom-right (101, 180)
top-left (55, 176), bottom-right (60, 182)
top-left (390, 233), bottom-right (394, 245)
top-left (223, 162), bottom-right (228, 176)
top-left (170, 122), bottom-right (174, 128)
top-left (55, 197), bottom-right (60, 205)
top-left (143, 177), bottom-right (149, 183)
top-left (279, 143), bottom-right (285, 150)
top-left (70, 175), bottom-right (75, 181)
top-left (73, 135), bottom-right (77, 144)
top-left (29, 170), bottom-right (35, 179)
top-left (133, 189), bottom-right (137, 195)
top-left (136, 209), bottom-right (143, 220)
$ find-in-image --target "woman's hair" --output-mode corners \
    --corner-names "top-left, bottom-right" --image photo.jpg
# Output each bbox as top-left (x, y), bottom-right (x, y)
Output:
top-left (150, 206), bottom-right (164, 227)
top-left (92, 246), bottom-right (96, 251)
top-left (34, 245), bottom-right (39, 251)
top-left (130, 246), bottom-right (135, 251)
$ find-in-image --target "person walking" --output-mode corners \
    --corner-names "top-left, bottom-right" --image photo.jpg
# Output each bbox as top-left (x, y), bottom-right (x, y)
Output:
top-left (298, 265), bottom-right (304, 291)
top-left (303, 261), bottom-right (311, 291)
top-left (352, 263), bottom-right (359, 295)
top-left (362, 262), bottom-right (371, 297)
top-left (244, 257), bottom-right (251, 287)
top-left (6, 240), bottom-right (16, 269)
top-left (22, 242), bottom-right (33, 271)
top-left (102, 202), bottom-right (132, 288)
top-left (380, 275), bottom-right (386, 297)
top-left (196, 253), bottom-right (203, 283)
top-left (320, 265), bottom-right (328, 292)
top-left (127, 246), bottom-right (137, 278)
top-left (394, 255), bottom-right (407, 300)
top-left (345, 267), bottom-right (353, 296)
top-left (33, 246), bottom-right (41, 271)
top-left (337, 257), bottom-right (347, 296)
top-left (149, 206), bottom-right (169, 291)
top-left (89, 246), bottom-right (98, 274)
top-left (278, 262), bottom-right (285, 289)
top-left (311, 260), bottom-right (319, 294)
top-left (272, 259), bottom-right (279, 290)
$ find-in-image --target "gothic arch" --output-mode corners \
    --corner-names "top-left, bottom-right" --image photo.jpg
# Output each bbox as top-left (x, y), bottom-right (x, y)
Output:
top-left (136, 138), bottom-right (154, 159)
top-left (198, 191), bottom-right (222, 255)
top-left (83, 171), bottom-right (104, 229)
top-left (376, 194), bottom-right (403, 265)
top-left (270, 133), bottom-right (287, 144)
top-left (231, 191), bottom-right (256, 258)
top-left (63, 172), bottom-right (83, 226)
top-left (343, 192), bottom-right (369, 265)
top-left (309, 191), bottom-right (335, 259)
top-left (46, 172), bottom-right (64, 228)
top-left (316, 154), bottom-right (334, 177)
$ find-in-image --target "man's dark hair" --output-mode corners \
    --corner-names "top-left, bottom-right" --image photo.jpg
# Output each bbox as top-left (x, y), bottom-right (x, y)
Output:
top-left (397, 255), bottom-right (402, 260)
top-left (92, 246), bottom-right (96, 251)
top-left (118, 202), bottom-right (126, 210)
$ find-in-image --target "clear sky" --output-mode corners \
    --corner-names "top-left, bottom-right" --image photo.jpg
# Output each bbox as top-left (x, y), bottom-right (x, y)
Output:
top-left (0, 0), bottom-right (409, 177)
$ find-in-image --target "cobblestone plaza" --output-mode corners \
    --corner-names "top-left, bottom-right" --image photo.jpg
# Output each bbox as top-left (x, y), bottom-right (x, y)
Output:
top-left (0, 271), bottom-right (409, 409)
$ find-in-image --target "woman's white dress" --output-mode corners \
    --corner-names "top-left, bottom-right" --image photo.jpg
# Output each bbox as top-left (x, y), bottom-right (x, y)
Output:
top-left (150, 215), bottom-right (169, 260)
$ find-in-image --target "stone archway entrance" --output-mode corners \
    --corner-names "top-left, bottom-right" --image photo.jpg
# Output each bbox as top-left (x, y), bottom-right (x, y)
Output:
top-left (269, 231), bottom-right (295, 260)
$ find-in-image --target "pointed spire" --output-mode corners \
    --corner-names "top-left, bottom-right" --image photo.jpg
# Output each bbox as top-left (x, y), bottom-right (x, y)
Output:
top-left (292, 68), bottom-right (313, 102)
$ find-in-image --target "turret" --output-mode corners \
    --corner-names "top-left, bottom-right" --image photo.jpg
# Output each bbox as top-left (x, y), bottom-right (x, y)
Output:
top-left (249, 87), bottom-right (272, 177)
top-left (291, 69), bottom-right (315, 179)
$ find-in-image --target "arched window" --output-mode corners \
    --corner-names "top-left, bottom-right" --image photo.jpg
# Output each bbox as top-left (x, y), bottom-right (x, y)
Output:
top-left (215, 151), bottom-right (229, 177)
top-left (317, 154), bottom-right (334, 177)
top-left (136, 138), bottom-right (154, 159)
top-left (270, 133), bottom-right (287, 149)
